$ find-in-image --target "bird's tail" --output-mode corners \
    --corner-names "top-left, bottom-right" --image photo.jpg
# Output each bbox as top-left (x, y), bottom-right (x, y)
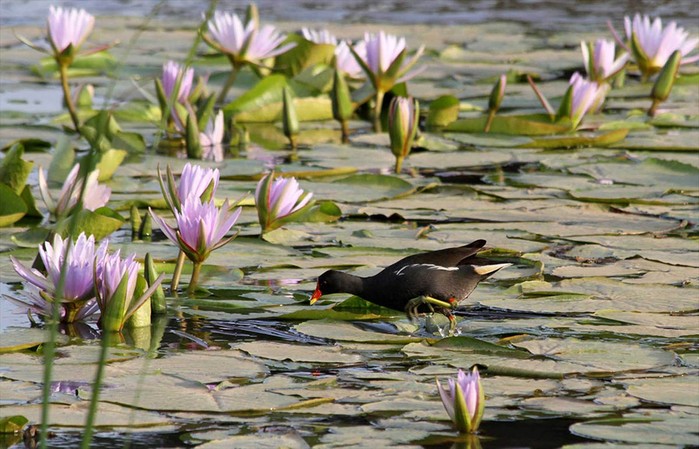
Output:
top-left (474, 263), bottom-right (512, 276)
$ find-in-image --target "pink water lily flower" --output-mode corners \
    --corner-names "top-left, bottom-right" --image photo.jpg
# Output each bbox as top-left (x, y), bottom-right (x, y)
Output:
top-left (150, 198), bottom-right (241, 264)
top-left (301, 28), bottom-right (366, 78)
top-left (569, 72), bottom-right (607, 127)
top-left (361, 31), bottom-right (424, 87)
top-left (255, 173), bottom-right (313, 233)
top-left (162, 61), bottom-right (194, 104)
top-left (8, 232), bottom-right (108, 322)
top-left (200, 110), bottom-right (225, 147)
top-left (623, 14), bottom-right (699, 76)
top-left (206, 10), bottom-right (295, 66)
top-left (47, 5), bottom-right (95, 53)
top-left (581, 39), bottom-right (629, 83)
top-left (436, 367), bottom-right (485, 434)
top-left (38, 164), bottom-right (111, 219)
top-left (350, 31), bottom-right (424, 131)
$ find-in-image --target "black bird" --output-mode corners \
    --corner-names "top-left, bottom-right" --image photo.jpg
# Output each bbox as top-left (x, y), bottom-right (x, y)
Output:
top-left (310, 240), bottom-right (511, 331)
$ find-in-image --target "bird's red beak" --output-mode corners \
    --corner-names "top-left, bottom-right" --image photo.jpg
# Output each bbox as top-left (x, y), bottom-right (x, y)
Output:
top-left (310, 283), bottom-right (322, 305)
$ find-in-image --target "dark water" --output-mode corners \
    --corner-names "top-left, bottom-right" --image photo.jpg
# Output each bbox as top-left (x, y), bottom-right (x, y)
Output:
top-left (2, 0), bottom-right (698, 31)
top-left (13, 417), bottom-right (587, 448)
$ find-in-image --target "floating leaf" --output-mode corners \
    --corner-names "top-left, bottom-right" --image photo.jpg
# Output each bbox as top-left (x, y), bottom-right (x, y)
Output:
top-left (445, 115), bottom-right (571, 135)
top-left (518, 128), bottom-right (629, 149)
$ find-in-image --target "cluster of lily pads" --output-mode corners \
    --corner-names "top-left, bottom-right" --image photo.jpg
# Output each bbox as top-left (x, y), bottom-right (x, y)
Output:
top-left (1, 2), bottom-right (697, 444)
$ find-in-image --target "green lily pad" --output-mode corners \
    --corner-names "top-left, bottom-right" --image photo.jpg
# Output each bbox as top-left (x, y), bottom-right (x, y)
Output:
top-left (445, 115), bottom-right (571, 136)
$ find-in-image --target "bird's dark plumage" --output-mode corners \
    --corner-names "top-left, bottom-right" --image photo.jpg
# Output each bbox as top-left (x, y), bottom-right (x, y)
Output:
top-left (310, 240), bottom-right (510, 321)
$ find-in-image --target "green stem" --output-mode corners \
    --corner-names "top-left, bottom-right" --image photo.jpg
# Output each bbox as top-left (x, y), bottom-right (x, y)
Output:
top-left (484, 109), bottom-right (496, 133)
top-left (373, 89), bottom-right (385, 133)
top-left (340, 120), bottom-right (350, 143)
top-left (394, 156), bottom-right (403, 174)
top-left (217, 63), bottom-right (239, 104)
top-left (63, 301), bottom-right (86, 323)
top-left (59, 62), bottom-right (81, 133)
top-left (80, 329), bottom-right (114, 449)
top-left (170, 250), bottom-right (186, 292)
top-left (187, 262), bottom-right (202, 296)
top-left (647, 98), bottom-right (660, 117)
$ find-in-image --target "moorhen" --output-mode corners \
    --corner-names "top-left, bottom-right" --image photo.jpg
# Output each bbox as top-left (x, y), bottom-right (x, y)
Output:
top-left (310, 239), bottom-right (511, 331)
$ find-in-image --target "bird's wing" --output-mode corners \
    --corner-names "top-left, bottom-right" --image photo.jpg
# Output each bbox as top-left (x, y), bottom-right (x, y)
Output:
top-left (385, 240), bottom-right (487, 270)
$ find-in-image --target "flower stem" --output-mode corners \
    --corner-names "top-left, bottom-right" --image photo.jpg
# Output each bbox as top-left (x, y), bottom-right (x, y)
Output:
top-left (484, 110), bottom-right (496, 133)
top-left (394, 156), bottom-right (404, 174)
top-left (58, 62), bottom-right (81, 133)
top-left (373, 89), bottom-right (385, 132)
top-left (170, 250), bottom-right (186, 292)
top-left (217, 64), bottom-right (239, 105)
top-left (187, 262), bottom-right (202, 295)
top-left (647, 99), bottom-right (660, 117)
top-left (63, 301), bottom-right (84, 323)
top-left (340, 120), bottom-right (350, 143)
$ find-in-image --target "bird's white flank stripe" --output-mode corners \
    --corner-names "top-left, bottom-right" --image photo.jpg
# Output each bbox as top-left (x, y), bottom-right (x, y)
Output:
top-left (394, 264), bottom-right (459, 276)
top-left (473, 263), bottom-right (512, 275)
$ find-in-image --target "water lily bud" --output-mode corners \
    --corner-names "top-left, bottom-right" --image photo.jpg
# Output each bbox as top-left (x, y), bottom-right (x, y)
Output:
top-left (185, 113), bottom-right (202, 159)
top-left (488, 75), bottom-right (507, 112)
top-left (436, 367), bottom-right (485, 434)
top-left (649, 50), bottom-right (681, 116)
top-left (139, 211), bottom-right (152, 241)
top-left (73, 84), bottom-right (94, 109)
top-left (145, 252), bottom-right (166, 315)
top-left (388, 96), bottom-right (419, 173)
top-left (130, 205), bottom-right (141, 240)
top-left (485, 74), bottom-right (506, 132)
top-left (332, 68), bottom-right (353, 143)
top-left (282, 87), bottom-right (299, 150)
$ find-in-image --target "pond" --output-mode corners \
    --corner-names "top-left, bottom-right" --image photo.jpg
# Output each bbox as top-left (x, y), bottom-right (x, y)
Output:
top-left (0, 1), bottom-right (698, 448)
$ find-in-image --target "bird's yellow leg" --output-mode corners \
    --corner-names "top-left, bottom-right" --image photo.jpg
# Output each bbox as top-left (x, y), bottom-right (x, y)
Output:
top-left (405, 296), bottom-right (454, 321)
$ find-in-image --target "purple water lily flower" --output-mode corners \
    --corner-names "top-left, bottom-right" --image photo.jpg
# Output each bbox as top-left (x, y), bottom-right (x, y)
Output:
top-left (150, 197), bottom-right (241, 264)
top-left (255, 173), bottom-right (313, 233)
top-left (206, 10), bottom-right (295, 66)
top-left (162, 61), bottom-right (194, 104)
top-left (159, 163), bottom-right (220, 214)
top-left (301, 28), bottom-right (366, 78)
top-left (8, 232), bottom-right (108, 322)
top-left (581, 39), bottom-right (629, 83)
top-left (47, 5), bottom-right (95, 53)
top-left (94, 249), bottom-right (164, 331)
top-left (623, 14), bottom-right (699, 76)
top-left (38, 164), bottom-right (111, 219)
top-left (436, 367), bottom-right (485, 434)
top-left (95, 250), bottom-right (140, 314)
